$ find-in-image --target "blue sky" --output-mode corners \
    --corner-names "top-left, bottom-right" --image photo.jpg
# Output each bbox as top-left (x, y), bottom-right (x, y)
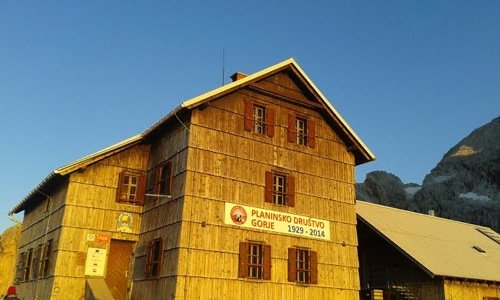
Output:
top-left (1, 1), bottom-right (499, 232)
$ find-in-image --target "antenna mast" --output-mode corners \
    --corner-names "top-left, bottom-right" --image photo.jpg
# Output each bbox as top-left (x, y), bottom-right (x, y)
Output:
top-left (222, 48), bottom-right (225, 86)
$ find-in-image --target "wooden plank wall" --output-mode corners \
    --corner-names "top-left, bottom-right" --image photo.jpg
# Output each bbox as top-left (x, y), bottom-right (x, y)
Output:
top-left (177, 72), bottom-right (360, 299)
top-left (444, 280), bottom-right (500, 299)
top-left (20, 144), bottom-right (151, 300)
top-left (16, 182), bottom-right (67, 300)
top-left (131, 121), bottom-right (190, 299)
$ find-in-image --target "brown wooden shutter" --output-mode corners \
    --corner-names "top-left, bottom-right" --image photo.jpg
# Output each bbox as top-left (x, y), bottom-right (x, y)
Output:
top-left (167, 162), bottom-right (174, 195)
top-left (307, 119), bottom-right (316, 148)
top-left (238, 242), bottom-right (248, 278)
top-left (157, 238), bottom-right (164, 276)
top-left (263, 244), bottom-right (272, 280)
top-left (287, 114), bottom-right (296, 143)
top-left (144, 241), bottom-right (152, 275)
top-left (266, 107), bottom-right (275, 137)
top-left (288, 248), bottom-right (297, 282)
top-left (287, 176), bottom-right (295, 207)
top-left (244, 100), bottom-right (253, 132)
top-left (310, 251), bottom-right (318, 284)
top-left (116, 171), bottom-right (125, 202)
top-left (265, 171), bottom-right (274, 203)
top-left (136, 174), bottom-right (147, 204)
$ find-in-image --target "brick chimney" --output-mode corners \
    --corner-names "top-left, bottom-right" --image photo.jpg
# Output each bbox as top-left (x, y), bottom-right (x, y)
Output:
top-left (230, 72), bottom-right (247, 82)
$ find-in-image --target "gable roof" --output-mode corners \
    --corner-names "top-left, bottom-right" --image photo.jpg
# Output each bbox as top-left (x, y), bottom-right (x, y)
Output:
top-left (10, 59), bottom-right (374, 215)
top-left (356, 200), bottom-right (500, 283)
top-left (145, 58), bottom-right (375, 165)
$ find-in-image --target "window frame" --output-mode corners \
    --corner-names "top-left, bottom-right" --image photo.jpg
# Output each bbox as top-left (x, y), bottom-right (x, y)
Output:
top-left (16, 252), bottom-right (26, 283)
top-left (238, 241), bottom-right (271, 280)
top-left (31, 244), bottom-right (42, 280)
top-left (23, 248), bottom-right (33, 281)
top-left (145, 237), bottom-right (164, 278)
top-left (265, 171), bottom-right (295, 207)
top-left (253, 104), bottom-right (266, 135)
top-left (288, 247), bottom-right (318, 284)
top-left (244, 100), bottom-right (275, 137)
top-left (287, 114), bottom-right (316, 148)
top-left (39, 239), bottom-right (53, 278)
top-left (155, 161), bottom-right (173, 196)
top-left (116, 170), bottom-right (146, 205)
top-left (295, 117), bottom-right (307, 146)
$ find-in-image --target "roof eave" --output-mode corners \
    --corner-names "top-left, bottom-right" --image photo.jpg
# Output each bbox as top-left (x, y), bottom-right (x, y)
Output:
top-left (357, 214), bottom-right (437, 279)
top-left (9, 134), bottom-right (144, 215)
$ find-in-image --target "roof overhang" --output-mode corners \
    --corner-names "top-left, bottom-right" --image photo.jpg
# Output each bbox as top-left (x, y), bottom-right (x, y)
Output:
top-left (9, 134), bottom-right (143, 215)
top-left (145, 58), bottom-right (375, 165)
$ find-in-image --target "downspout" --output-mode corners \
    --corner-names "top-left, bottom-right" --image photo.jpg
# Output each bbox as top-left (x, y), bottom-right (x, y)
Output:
top-left (8, 213), bottom-right (22, 225)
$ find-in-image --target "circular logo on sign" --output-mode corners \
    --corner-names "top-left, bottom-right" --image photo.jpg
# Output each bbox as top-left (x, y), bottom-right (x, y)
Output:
top-left (230, 206), bottom-right (247, 225)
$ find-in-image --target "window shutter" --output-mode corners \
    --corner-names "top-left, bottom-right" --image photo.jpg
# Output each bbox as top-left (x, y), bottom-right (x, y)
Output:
top-left (265, 172), bottom-right (273, 203)
top-left (136, 174), bottom-right (147, 204)
top-left (307, 119), bottom-right (316, 148)
top-left (288, 248), bottom-right (297, 282)
top-left (157, 239), bottom-right (164, 276)
top-left (238, 242), bottom-right (248, 278)
top-left (287, 114), bottom-right (296, 143)
top-left (116, 171), bottom-right (126, 202)
top-left (266, 107), bottom-right (275, 137)
top-left (154, 167), bottom-right (161, 194)
top-left (167, 162), bottom-right (174, 195)
top-left (244, 100), bottom-right (253, 132)
top-left (144, 241), bottom-right (152, 275)
top-left (263, 244), bottom-right (272, 280)
top-left (310, 251), bottom-right (318, 284)
top-left (287, 176), bottom-right (295, 207)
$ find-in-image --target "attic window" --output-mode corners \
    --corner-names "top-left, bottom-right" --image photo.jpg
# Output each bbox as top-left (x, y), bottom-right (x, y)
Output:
top-left (472, 245), bottom-right (486, 253)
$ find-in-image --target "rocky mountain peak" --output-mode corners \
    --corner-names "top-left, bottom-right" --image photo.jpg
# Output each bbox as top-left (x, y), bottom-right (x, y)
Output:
top-left (357, 116), bottom-right (500, 231)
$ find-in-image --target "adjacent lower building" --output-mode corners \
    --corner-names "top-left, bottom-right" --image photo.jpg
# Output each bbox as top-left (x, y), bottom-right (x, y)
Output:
top-left (9, 59), bottom-right (375, 299)
top-left (357, 201), bottom-right (500, 300)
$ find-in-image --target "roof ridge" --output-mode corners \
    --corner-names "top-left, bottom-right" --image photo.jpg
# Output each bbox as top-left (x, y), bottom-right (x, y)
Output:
top-left (356, 200), bottom-right (492, 229)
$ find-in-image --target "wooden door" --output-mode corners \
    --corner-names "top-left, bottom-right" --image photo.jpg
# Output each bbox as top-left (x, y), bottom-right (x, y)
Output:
top-left (106, 240), bottom-right (134, 300)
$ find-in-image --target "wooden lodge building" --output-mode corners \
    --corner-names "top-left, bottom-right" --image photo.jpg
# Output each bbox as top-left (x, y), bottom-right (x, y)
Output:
top-left (357, 201), bottom-right (500, 300)
top-left (9, 59), bottom-right (376, 299)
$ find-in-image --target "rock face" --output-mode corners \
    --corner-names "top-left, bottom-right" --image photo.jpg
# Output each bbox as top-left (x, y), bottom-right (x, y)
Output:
top-left (0, 224), bottom-right (21, 296)
top-left (357, 117), bottom-right (500, 231)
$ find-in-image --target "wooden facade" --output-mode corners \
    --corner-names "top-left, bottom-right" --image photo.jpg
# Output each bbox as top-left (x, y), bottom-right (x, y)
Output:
top-left (11, 59), bottom-right (375, 299)
top-left (14, 143), bottom-right (150, 299)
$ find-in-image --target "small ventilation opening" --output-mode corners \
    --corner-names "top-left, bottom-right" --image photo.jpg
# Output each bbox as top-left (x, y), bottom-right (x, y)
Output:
top-left (472, 245), bottom-right (486, 253)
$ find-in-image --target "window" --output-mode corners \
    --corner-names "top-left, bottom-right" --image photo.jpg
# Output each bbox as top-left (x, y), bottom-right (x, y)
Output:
top-left (155, 162), bottom-right (173, 196)
top-left (288, 248), bottom-right (318, 284)
top-left (287, 114), bottom-right (315, 148)
top-left (24, 248), bottom-right (33, 281)
top-left (253, 105), bottom-right (265, 134)
top-left (238, 242), bottom-right (271, 280)
top-left (16, 252), bottom-right (25, 283)
top-left (265, 171), bottom-right (295, 207)
top-left (145, 238), bottom-right (163, 277)
top-left (31, 245), bottom-right (42, 280)
top-left (244, 100), bottom-right (275, 137)
top-left (116, 171), bottom-right (146, 204)
top-left (39, 239), bottom-right (53, 278)
top-left (296, 118), bottom-right (307, 145)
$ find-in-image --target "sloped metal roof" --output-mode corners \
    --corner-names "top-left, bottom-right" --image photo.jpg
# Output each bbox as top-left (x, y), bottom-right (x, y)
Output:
top-left (9, 134), bottom-right (143, 214)
top-left (356, 201), bottom-right (500, 282)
